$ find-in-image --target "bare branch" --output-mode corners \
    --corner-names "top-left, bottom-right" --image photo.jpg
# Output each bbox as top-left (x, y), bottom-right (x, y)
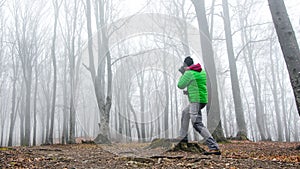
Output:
top-left (111, 48), bottom-right (163, 66)
top-left (235, 38), bottom-right (271, 61)
top-left (108, 0), bottom-right (152, 38)
top-left (0, 0), bottom-right (6, 8)
top-left (82, 63), bottom-right (91, 72)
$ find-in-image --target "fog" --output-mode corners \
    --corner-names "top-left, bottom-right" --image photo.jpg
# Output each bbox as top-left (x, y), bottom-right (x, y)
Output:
top-left (0, 0), bottom-right (299, 146)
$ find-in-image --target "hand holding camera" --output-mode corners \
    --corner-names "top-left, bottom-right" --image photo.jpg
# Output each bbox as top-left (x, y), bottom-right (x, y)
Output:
top-left (178, 66), bottom-right (185, 74)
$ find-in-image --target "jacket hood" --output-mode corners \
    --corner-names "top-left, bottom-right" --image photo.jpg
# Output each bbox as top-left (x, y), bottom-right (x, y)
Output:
top-left (187, 63), bottom-right (202, 72)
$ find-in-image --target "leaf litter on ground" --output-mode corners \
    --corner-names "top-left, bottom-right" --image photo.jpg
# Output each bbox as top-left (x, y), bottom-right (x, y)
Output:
top-left (0, 140), bottom-right (299, 168)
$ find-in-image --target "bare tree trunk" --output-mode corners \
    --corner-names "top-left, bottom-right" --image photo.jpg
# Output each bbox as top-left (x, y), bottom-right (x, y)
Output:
top-left (94, 0), bottom-right (105, 90)
top-left (8, 55), bottom-right (19, 146)
top-left (115, 91), bottom-right (121, 141)
top-left (191, 0), bottom-right (226, 142)
top-left (275, 47), bottom-right (290, 141)
top-left (209, 0), bottom-right (216, 38)
top-left (45, 90), bottom-right (50, 143)
top-left (102, 29), bottom-right (113, 144)
top-left (62, 49), bottom-right (68, 144)
top-left (49, 0), bottom-right (61, 144)
top-left (263, 73), bottom-right (272, 140)
top-left (13, 0), bottom-right (44, 146)
top-left (32, 64), bottom-right (38, 146)
top-left (126, 113), bottom-right (131, 141)
top-left (222, 0), bottom-right (247, 138)
top-left (156, 94), bottom-right (161, 138)
top-left (64, 0), bottom-right (80, 144)
top-left (163, 55), bottom-right (169, 138)
top-left (137, 74), bottom-right (146, 142)
top-left (19, 89), bottom-right (25, 145)
top-left (237, 5), bottom-right (267, 140)
top-left (86, 0), bottom-right (112, 144)
top-left (219, 78), bottom-right (229, 137)
top-left (170, 84), bottom-right (174, 138)
top-left (23, 60), bottom-right (32, 146)
top-left (125, 101), bottom-right (132, 141)
top-left (128, 97), bottom-right (141, 141)
top-left (242, 84), bottom-right (255, 140)
top-left (0, 107), bottom-right (6, 146)
top-left (252, 61), bottom-right (267, 140)
top-left (172, 59), bottom-right (179, 135)
top-left (268, 0), bottom-right (300, 116)
top-left (281, 77), bottom-right (289, 141)
top-left (40, 111), bottom-right (45, 143)
top-left (69, 74), bottom-right (76, 144)
top-left (269, 39), bottom-right (284, 141)
top-left (40, 66), bottom-right (52, 144)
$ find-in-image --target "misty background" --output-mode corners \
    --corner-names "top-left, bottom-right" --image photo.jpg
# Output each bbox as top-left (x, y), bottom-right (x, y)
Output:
top-left (0, 0), bottom-right (299, 146)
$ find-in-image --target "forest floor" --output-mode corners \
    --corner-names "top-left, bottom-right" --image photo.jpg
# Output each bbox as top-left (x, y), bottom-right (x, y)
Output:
top-left (0, 140), bottom-right (299, 169)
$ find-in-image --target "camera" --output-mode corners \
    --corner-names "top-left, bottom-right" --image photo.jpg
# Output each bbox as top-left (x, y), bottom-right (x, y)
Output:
top-left (178, 66), bottom-right (185, 74)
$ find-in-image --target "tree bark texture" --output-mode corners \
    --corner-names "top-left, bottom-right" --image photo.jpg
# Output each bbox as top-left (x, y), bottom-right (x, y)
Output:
top-left (268, 0), bottom-right (300, 116)
top-left (191, 0), bottom-right (225, 141)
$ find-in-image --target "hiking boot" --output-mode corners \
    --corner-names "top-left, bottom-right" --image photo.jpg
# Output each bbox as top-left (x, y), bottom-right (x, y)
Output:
top-left (203, 149), bottom-right (221, 155)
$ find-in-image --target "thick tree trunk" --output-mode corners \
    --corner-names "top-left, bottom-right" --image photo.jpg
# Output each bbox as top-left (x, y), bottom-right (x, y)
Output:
top-left (268, 0), bottom-right (300, 116)
top-left (191, 0), bottom-right (226, 141)
top-left (101, 5), bottom-right (114, 143)
top-left (102, 34), bottom-right (112, 144)
top-left (86, 0), bottom-right (112, 144)
top-left (222, 0), bottom-right (247, 138)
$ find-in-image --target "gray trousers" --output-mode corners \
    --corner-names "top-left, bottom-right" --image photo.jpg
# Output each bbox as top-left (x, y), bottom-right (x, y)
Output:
top-left (179, 103), bottom-right (219, 150)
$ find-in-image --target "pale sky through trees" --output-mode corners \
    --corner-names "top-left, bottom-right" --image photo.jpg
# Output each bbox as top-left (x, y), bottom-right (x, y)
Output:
top-left (0, 0), bottom-right (299, 147)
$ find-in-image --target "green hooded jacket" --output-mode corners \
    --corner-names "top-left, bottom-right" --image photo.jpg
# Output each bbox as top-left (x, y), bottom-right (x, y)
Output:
top-left (177, 65), bottom-right (208, 103)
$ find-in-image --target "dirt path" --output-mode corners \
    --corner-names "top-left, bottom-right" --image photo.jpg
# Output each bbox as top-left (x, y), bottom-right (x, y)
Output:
top-left (0, 141), bottom-right (299, 168)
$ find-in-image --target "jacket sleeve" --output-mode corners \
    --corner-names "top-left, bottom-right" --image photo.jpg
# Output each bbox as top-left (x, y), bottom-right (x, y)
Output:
top-left (177, 71), bottom-right (191, 89)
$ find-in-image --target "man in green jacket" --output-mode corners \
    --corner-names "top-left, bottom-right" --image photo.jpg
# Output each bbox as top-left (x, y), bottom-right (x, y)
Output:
top-left (177, 56), bottom-right (220, 155)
